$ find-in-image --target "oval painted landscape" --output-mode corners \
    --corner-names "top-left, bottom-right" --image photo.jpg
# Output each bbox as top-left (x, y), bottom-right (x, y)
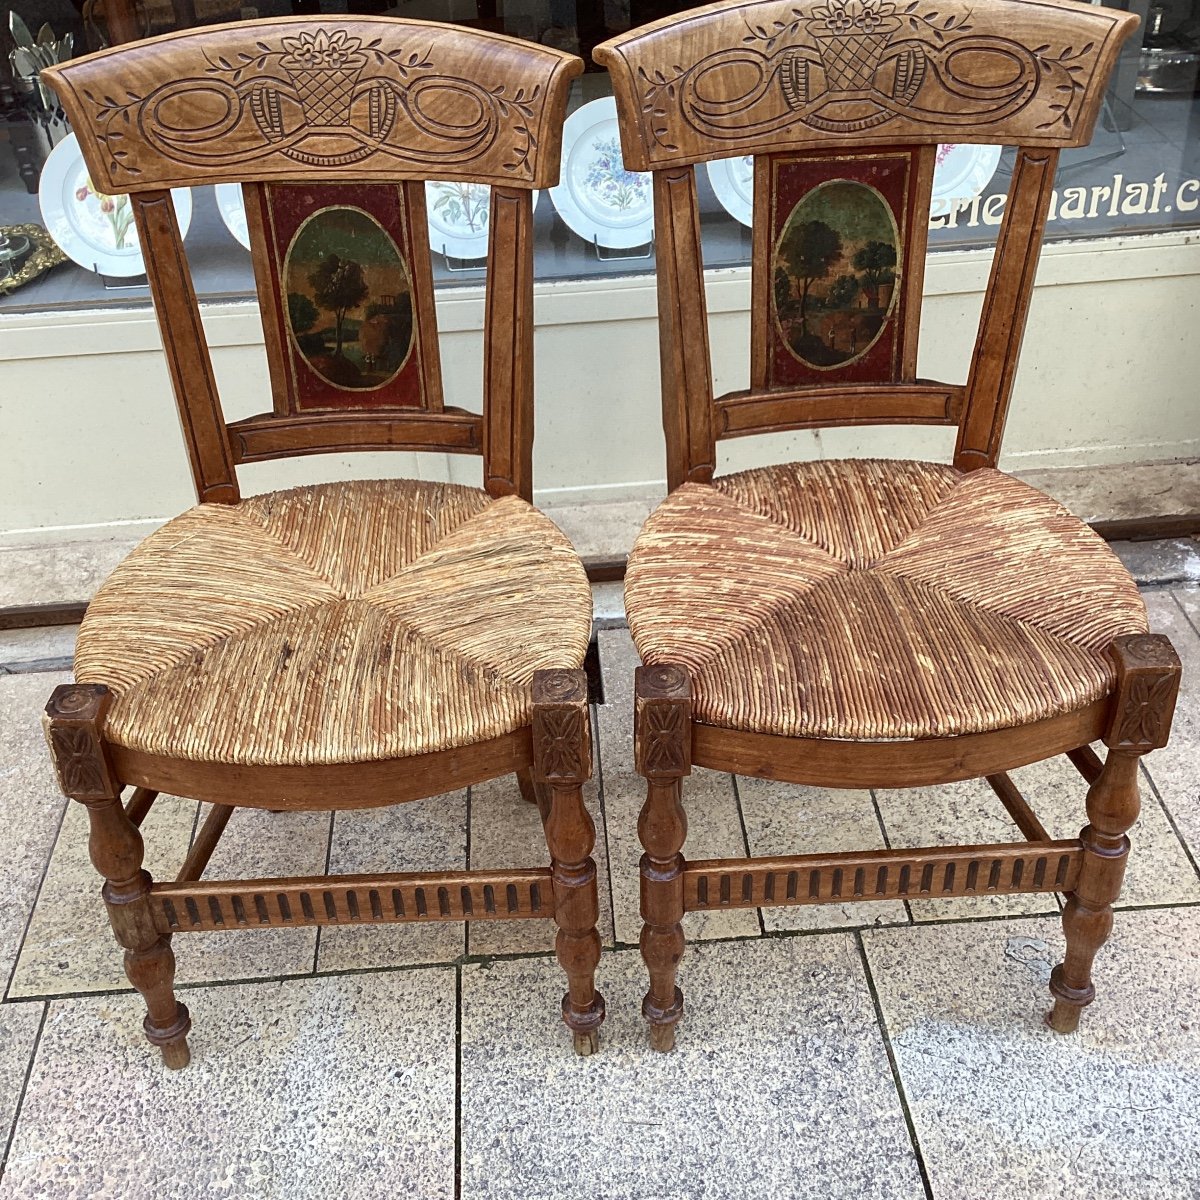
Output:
top-left (772, 180), bottom-right (900, 370)
top-left (284, 206), bottom-right (414, 391)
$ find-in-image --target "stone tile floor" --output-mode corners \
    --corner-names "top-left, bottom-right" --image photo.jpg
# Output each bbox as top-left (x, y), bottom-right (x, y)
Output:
top-left (0, 588), bottom-right (1197, 1197)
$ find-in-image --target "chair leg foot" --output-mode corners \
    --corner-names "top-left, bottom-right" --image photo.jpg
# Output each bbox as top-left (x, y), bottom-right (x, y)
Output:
top-left (573, 1028), bottom-right (599, 1057)
top-left (648, 1021), bottom-right (676, 1053)
top-left (147, 1001), bottom-right (193, 1069)
top-left (642, 980), bottom-right (683, 1052)
top-left (1045, 993), bottom-right (1085, 1035)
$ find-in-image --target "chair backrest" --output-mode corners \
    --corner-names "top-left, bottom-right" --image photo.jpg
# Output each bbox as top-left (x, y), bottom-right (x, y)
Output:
top-left (594, 0), bottom-right (1138, 489)
top-left (44, 18), bottom-right (583, 504)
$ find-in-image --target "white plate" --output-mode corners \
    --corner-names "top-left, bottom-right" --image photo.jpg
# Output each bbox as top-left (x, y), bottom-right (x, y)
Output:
top-left (550, 97), bottom-right (653, 249)
top-left (707, 154), bottom-right (754, 227)
top-left (38, 133), bottom-right (192, 277)
top-left (214, 182), bottom-right (250, 251)
top-left (424, 181), bottom-right (540, 261)
top-left (931, 144), bottom-right (1002, 218)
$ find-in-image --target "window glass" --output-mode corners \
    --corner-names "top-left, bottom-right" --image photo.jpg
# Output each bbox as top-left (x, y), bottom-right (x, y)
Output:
top-left (1, 0), bottom-right (1196, 313)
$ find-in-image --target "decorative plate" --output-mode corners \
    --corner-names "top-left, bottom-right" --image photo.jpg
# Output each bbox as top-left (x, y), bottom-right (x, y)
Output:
top-left (214, 183), bottom-right (250, 251)
top-left (707, 154), bottom-right (754, 227)
top-left (38, 133), bottom-right (192, 277)
top-left (550, 97), bottom-right (653, 250)
top-left (931, 144), bottom-right (1003, 218)
top-left (424, 181), bottom-right (540, 261)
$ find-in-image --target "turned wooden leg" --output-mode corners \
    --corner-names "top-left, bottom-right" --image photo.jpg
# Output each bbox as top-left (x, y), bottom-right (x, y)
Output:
top-left (634, 665), bottom-right (691, 1053)
top-left (1048, 634), bottom-right (1181, 1034)
top-left (44, 684), bottom-right (192, 1069)
top-left (532, 669), bottom-right (605, 1056)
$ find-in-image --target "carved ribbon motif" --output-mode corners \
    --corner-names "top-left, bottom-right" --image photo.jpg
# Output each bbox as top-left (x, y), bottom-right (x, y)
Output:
top-left (84, 29), bottom-right (541, 176)
top-left (639, 0), bottom-right (1094, 146)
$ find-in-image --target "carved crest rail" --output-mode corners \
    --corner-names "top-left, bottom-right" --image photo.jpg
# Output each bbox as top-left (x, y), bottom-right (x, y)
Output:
top-left (595, 0), bottom-right (1139, 168)
top-left (44, 18), bottom-right (583, 190)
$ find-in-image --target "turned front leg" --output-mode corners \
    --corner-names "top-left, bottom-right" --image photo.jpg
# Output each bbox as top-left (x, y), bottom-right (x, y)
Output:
top-left (532, 669), bottom-right (605, 1056)
top-left (635, 665), bottom-right (692, 1052)
top-left (44, 684), bottom-right (191, 1069)
top-left (1049, 634), bottom-right (1181, 1033)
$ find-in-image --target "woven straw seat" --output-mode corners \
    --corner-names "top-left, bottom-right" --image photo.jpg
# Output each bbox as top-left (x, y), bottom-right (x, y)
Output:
top-left (625, 460), bottom-right (1148, 741)
top-left (75, 479), bottom-right (592, 766)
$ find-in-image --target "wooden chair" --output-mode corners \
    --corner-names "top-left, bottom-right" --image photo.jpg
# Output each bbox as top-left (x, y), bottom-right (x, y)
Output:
top-left (595, 0), bottom-right (1181, 1051)
top-left (39, 18), bottom-right (606, 1068)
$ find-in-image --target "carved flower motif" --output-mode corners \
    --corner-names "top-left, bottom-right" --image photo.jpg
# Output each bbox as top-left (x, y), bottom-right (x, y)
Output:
top-left (812, 0), bottom-right (896, 33)
top-left (280, 29), bottom-right (364, 69)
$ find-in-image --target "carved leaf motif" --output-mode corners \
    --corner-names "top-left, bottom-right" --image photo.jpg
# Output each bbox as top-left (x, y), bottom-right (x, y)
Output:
top-left (640, 703), bottom-right (688, 776)
top-left (535, 708), bottom-right (588, 781)
top-left (47, 725), bottom-right (108, 798)
top-left (1114, 674), bottom-right (1177, 749)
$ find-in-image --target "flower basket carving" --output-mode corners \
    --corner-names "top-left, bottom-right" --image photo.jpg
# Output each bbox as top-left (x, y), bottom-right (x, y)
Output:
top-left (279, 30), bottom-right (369, 126)
top-left (808, 0), bottom-right (902, 91)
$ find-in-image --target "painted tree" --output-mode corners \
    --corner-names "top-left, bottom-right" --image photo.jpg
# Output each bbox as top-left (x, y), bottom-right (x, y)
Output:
top-left (826, 273), bottom-right (860, 310)
top-left (782, 220), bottom-right (842, 318)
top-left (309, 254), bottom-right (368, 357)
top-left (287, 291), bottom-right (318, 335)
top-left (852, 240), bottom-right (896, 308)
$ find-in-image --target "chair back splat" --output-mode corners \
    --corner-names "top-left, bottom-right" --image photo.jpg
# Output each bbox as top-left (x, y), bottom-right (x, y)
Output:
top-left (594, 0), bottom-right (1138, 488)
top-left (44, 19), bottom-right (583, 503)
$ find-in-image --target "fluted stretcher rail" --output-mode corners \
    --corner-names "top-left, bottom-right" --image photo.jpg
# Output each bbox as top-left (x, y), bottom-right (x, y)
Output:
top-left (683, 842), bottom-right (1082, 911)
top-left (150, 868), bottom-right (555, 933)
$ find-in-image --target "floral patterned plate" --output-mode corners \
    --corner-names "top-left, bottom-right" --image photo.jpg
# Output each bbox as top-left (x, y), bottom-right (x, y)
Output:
top-left (707, 154), bottom-right (754, 227)
top-left (38, 133), bottom-right (192, 277)
top-left (550, 97), bottom-right (653, 250)
top-left (931, 144), bottom-right (1003, 218)
top-left (424, 181), bottom-right (540, 262)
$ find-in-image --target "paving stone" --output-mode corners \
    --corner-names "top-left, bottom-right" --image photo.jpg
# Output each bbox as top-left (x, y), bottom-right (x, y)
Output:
top-left (1111, 538), bottom-right (1200, 586)
top-left (1019, 753), bottom-right (1200, 909)
top-left (590, 580), bottom-right (625, 627)
top-left (0, 1003), bottom-right (44, 1158)
top-left (0, 538), bottom-right (142, 609)
top-left (863, 908), bottom-right (1200, 1200)
top-left (596, 629), bottom-right (759, 946)
top-left (597, 625), bottom-right (638, 711)
top-left (317, 792), bottom-right (467, 973)
top-left (0, 626), bottom-right (76, 669)
top-left (1016, 459), bottom-right (1200, 524)
top-left (467, 752), bottom-right (616, 958)
top-left (881, 746), bottom-right (1198, 916)
top-left (0, 675), bottom-right (70, 990)
top-left (737, 777), bottom-right (910, 932)
top-left (874, 773), bottom-right (1063, 922)
top-left (176, 806), bottom-right (329, 984)
top-left (1141, 588), bottom-right (1200, 865)
top-left (9, 789), bottom-right (197, 998)
top-left (540, 496), bottom-right (656, 560)
top-left (0, 969), bottom-right (456, 1200)
top-left (460, 937), bottom-right (925, 1200)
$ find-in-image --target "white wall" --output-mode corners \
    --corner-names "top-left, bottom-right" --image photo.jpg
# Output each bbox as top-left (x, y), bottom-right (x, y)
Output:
top-left (2, 230), bottom-right (1198, 541)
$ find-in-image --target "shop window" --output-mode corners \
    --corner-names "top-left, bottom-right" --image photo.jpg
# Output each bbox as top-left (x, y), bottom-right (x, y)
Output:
top-left (1, 0), bottom-right (1196, 312)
